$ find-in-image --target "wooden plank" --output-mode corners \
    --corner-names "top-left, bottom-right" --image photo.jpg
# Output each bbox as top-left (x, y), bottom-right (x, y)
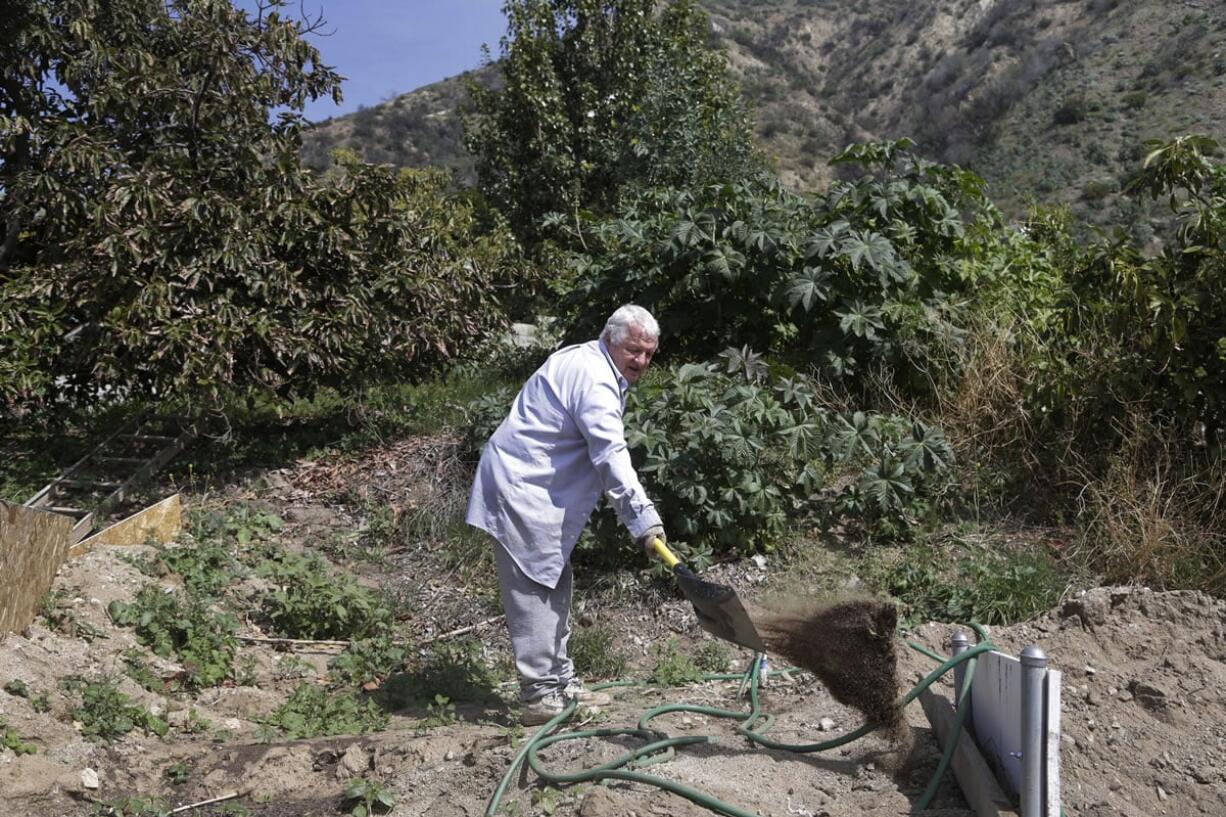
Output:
top-left (919, 685), bottom-right (1018, 817)
top-left (1044, 670), bottom-right (1062, 817)
top-left (0, 502), bottom-right (73, 633)
top-left (70, 494), bottom-right (182, 558)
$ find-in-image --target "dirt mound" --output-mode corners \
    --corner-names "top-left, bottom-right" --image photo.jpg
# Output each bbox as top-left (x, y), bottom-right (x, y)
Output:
top-left (753, 597), bottom-right (904, 736)
top-left (908, 586), bottom-right (1226, 817)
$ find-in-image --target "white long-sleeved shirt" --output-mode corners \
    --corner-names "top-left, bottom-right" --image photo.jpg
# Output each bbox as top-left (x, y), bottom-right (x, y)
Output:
top-left (465, 339), bottom-right (662, 588)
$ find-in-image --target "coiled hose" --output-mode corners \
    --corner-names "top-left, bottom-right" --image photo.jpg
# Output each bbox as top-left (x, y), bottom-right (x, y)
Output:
top-left (486, 623), bottom-right (999, 817)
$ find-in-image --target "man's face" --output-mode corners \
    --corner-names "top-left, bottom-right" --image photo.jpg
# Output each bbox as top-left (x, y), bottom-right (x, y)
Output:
top-left (608, 325), bottom-right (658, 384)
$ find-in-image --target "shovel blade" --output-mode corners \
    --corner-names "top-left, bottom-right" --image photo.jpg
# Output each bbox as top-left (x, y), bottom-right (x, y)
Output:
top-left (675, 567), bottom-right (766, 653)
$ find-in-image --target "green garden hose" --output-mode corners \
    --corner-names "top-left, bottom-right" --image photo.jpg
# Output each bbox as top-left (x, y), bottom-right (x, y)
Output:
top-left (485, 623), bottom-right (1006, 817)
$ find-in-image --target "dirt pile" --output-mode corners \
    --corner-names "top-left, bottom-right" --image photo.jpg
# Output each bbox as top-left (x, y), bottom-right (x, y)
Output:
top-left (907, 585), bottom-right (1226, 817)
top-left (753, 597), bottom-right (904, 736)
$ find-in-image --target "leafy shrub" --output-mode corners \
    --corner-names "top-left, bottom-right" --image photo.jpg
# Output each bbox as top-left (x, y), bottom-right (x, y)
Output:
top-left (1121, 90), bottom-right (1147, 110)
top-left (579, 351), bottom-right (953, 554)
top-left (108, 586), bottom-right (238, 689)
top-left (89, 795), bottom-right (171, 817)
top-left (258, 683), bottom-right (388, 739)
top-left (256, 551), bottom-right (391, 641)
top-left (1053, 95), bottom-right (1088, 125)
top-left (694, 639), bottom-right (733, 673)
top-left (558, 140), bottom-right (996, 396)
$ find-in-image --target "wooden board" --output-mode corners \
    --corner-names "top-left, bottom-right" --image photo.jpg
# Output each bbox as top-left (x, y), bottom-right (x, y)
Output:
top-left (919, 685), bottom-right (1018, 817)
top-left (70, 493), bottom-right (181, 558)
top-left (0, 501), bottom-right (73, 634)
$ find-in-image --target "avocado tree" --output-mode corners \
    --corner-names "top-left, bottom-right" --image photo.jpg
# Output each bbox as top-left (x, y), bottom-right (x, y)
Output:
top-left (465, 0), bottom-right (761, 243)
top-left (0, 0), bottom-right (518, 418)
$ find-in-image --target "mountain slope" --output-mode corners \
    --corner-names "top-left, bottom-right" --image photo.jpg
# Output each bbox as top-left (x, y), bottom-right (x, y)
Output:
top-left (302, 0), bottom-right (1226, 223)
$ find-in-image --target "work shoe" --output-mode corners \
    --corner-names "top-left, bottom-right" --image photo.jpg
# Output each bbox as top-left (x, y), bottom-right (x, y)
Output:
top-left (520, 690), bottom-right (573, 726)
top-left (563, 678), bottom-right (612, 706)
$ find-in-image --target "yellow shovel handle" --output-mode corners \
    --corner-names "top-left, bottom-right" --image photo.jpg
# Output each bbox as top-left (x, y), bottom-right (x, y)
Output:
top-left (652, 537), bottom-right (680, 569)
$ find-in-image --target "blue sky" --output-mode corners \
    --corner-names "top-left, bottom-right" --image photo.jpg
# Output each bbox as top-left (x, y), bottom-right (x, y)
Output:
top-left (240, 1), bottom-right (509, 123)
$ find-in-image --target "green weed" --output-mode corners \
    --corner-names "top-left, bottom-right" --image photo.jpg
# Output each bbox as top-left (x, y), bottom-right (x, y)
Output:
top-left (694, 639), bottom-right (732, 673)
top-left (39, 589), bottom-right (107, 641)
top-left (4, 678), bottom-right (29, 697)
top-left (650, 638), bottom-right (702, 687)
top-left (868, 540), bottom-right (1064, 626)
top-left (256, 550), bottom-right (391, 641)
top-left (89, 795), bottom-right (170, 817)
top-left (329, 634), bottom-right (407, 686)
top-left (258, 683), bottom-right (388, 739)
top-left (569, 624), bottom-right (628, 680)
top-left (108, 586), bottom-right (238, 689)
top-left (1, 719), bottom-right (36, 755)
top-left (416, 694), bottom-right (458, 731)
top-left (342, 777), bottom-right (396, 817)
top-left (163, 760), bottom-right (190, 785)
top-left (67, 677), bottom-right (168, 742)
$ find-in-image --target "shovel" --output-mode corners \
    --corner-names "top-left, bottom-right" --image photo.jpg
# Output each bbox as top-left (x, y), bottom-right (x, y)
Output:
top-left (651, 538), bottom-right (766, 653)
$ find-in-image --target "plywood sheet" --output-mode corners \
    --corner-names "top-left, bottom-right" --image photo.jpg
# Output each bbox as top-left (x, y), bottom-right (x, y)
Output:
top-left (71, 494), bottom-right (181, 557)
top-left (0, 501), bottom-right (73, 634)
top-left (919, 686), bottom-right (1018, 817)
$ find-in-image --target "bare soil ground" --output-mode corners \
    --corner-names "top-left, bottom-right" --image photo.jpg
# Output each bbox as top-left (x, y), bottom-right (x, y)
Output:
top-left (2, 437), bottom-right (1225, 817)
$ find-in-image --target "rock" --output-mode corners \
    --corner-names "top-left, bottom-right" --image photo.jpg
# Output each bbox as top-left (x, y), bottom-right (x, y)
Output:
top-left (751, 554), bottom-right (767, 570)
top-left (579, 787), bottom-right (623, 817)
top-left (81, 769), bottom-right (99, 789)
top-left (337, 744), bottom-right (370, 779)
top-left (1157, 784), bottom-right (1169, 802)
top-left (818, 717), bottom-right (836, 732)
top-left (284, 506), bottom-right (339, 527)
top-left (1193, 766), bottom-right (1217, 785)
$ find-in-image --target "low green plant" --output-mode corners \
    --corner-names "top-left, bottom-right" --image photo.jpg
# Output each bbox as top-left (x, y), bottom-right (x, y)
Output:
top-left (256, 550), bottom-right (391, 641)
top-left (39, 589), bottom-right (107, 641)
top-left (530, 785), bottom-right (564, 816)
top-left (416, 694), bottom-right (458, 731)
top-left (387, 637), bottom-right (501, 705)
top-left (108, 586), bottom-right (238, 689)
top-left (650, 638), bottom-right (701, 687)
top-left (569, 624), bottom-right (628, 680)
top-left (1, 718), bottom-right (37, 755)
top-left (68, 677), bottom-right (169, 742)
top-left (31, 692), bottom-right (51, 713)
top-left (157, 536), bottom-right (240, 598)
top-left (4, 678), bottom-right (29, 697)
top-left (177, 708), bottom-right (212, 735)
top-left (163, 760), bottom-right (190, 785)
top-left (341, 777), bottom-right (396, 817)
top-left (258, 683), bottom-right (389, 739)
top-left (868, 540), bottom-right (1064, 626)
top-left (190, 504), bottom-right (284, 548)
top-left (329, 634), bottom-right (407, 686)
top-left (694, 639), bottom-right (732, 673)
top-left (89, 795), bottom-right (170, 817)
top-left (122, 649), bottom-right (169, 693)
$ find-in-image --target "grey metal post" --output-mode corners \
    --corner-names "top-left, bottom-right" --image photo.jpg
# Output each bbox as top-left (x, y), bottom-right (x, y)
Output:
top-left (1020, 645), bottom-right (1049, 817)
top-left (950, 630), bottom-right (970, 709)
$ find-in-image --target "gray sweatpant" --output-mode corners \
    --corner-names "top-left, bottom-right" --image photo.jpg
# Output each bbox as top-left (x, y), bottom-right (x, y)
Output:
top-left (492, 542), bottom-right (575, 702)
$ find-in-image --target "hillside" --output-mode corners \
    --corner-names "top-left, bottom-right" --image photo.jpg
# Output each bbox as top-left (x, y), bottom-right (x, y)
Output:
top-left (301, 0), bottom-right (1226, 222)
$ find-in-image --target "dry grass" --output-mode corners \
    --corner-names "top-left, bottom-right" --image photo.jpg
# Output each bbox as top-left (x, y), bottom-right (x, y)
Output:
top-left (1072, 413), bottom-right (1226, 594)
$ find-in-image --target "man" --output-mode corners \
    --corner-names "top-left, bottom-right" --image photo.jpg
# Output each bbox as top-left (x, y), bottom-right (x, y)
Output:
top-left (466, 304), bottom-right (667, 724)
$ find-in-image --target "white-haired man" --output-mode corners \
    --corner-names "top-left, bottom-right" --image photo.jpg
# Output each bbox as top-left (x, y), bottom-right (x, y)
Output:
top-left (466, 304), bottom-right (667, 724)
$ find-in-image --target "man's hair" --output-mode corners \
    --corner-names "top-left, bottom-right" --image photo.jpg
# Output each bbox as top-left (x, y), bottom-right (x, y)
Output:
top-left (601, 304), bottom-right (659, 346)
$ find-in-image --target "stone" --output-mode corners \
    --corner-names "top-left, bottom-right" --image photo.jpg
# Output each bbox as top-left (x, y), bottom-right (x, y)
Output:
top-left (81, 769), bottom-right (99, 789)
top-left (337, 744), bottom-right (369, 779)
top-left (818, 717), bottom-right (836, 732)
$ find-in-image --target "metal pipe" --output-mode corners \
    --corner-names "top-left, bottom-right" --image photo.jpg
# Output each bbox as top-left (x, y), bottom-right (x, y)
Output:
top-left (950, 630), bottom-right (970, 708)
top-left (1020, 645), bottom-right (1049, 817)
